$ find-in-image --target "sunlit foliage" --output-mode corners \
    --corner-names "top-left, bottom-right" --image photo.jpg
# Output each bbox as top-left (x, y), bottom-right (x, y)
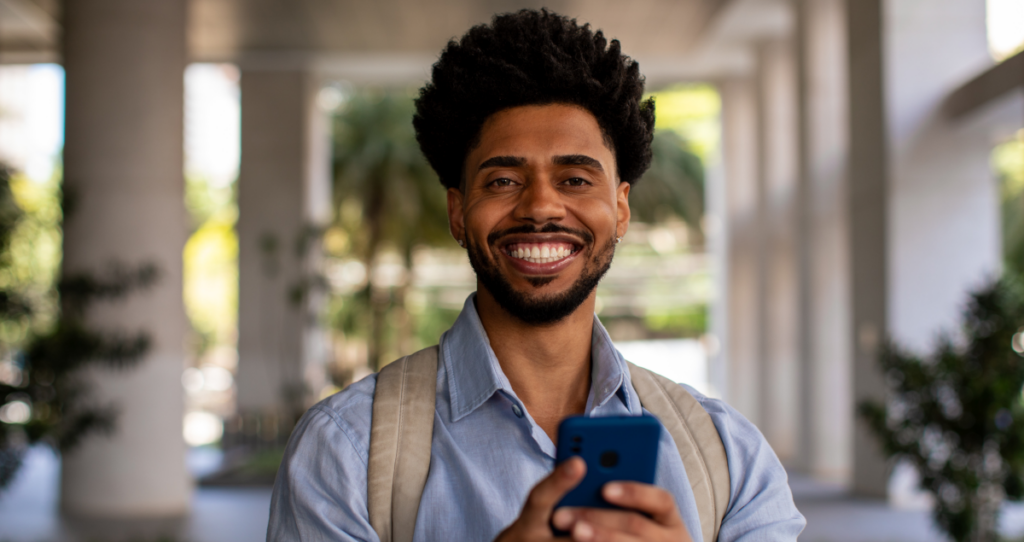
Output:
top-left (628, 84), bottom-right (718, 245)
top-left (998, 131), bottom-right (1024, 277)
top-left (649, 84), bottom-right (721, 163)
top-left (183, 175), bottom-right (238, 354)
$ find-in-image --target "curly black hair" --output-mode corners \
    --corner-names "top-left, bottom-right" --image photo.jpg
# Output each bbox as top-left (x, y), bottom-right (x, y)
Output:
top-left (413, 9), bottom-right (655, 190)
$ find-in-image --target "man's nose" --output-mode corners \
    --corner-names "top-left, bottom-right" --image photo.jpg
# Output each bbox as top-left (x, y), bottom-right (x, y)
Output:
top-left (514, 179), bottom-right (566, 224)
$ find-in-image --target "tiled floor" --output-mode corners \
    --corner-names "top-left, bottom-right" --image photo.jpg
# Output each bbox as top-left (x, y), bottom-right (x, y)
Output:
top-left (791, 473), bottom-right (944, 542)
top-left (0, 448), bottom-right (271, 542)
top-left (4, 446), bottom-right (1024, 542)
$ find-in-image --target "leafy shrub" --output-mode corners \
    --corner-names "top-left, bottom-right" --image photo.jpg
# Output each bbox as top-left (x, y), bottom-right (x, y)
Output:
top-left (860, 278), bottom-right (1024, 542)
top-left (0, 165), bottom-right (154, 491)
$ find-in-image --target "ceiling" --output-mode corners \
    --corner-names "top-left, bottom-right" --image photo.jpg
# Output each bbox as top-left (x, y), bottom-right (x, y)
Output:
top-left (189, 0), bottom-right (727, 58)
top-left (0, 0), bottom-right (58, 62)
top-left (0, 0), bottom-right (794, 84)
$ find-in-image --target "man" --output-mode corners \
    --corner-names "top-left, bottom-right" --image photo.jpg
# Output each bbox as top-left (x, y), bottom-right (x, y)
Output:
top-left (269, 9), bottom-right (804, 541)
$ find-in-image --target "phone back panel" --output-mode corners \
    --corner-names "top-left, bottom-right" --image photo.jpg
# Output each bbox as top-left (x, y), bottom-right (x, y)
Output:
top-left (554, 415), bottom-right (661, 509)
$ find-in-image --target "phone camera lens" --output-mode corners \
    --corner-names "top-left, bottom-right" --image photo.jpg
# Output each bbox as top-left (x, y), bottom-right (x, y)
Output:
top-left (572, 435), bottom-right (583, 443)
top-left (599, 450), bottom-right (619, 468)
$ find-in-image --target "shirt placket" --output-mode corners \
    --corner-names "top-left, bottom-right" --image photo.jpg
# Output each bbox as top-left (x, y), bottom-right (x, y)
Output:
top-left (498, 390), bottom-right (557, 459)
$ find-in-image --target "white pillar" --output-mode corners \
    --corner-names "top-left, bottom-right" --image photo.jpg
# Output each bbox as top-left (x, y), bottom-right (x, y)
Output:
top-left (841, 0), bottom-right (997, 498)
top-left (720, 77), bottom-right (763, 425)
top-left (236, 68), bottom-right (331, 416)
top-left (756, 39), bottom-right (801, 463)
top-left (60, 0), bottom-right (190, 516)
top-left (788, 0), bottom-right (993, 491)
top-left (884, 0), bottom-right (997, 352)
top-left (794, 0), bottom-right (854, 483)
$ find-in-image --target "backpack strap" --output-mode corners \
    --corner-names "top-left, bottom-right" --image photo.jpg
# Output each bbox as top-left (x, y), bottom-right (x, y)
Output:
top-left (368, 346), bottom-right (439, 542)
top-left (366, 347), bottom-right (730, 542)
top-left (627, 362), bottom-right (731, 542)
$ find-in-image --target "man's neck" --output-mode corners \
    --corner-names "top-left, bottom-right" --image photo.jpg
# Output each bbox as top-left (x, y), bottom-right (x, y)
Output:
top-left (474, 287), bottom-right (595, 441)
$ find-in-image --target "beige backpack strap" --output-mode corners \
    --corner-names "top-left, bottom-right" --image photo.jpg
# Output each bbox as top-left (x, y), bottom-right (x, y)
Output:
top-left (368, 346), bottom-right (439, 542)
top-left (628, 362), bottom-right (730, 542)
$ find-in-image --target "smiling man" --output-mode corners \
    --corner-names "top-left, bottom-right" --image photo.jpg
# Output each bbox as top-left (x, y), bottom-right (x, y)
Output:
top-left (268, 9), bottom-right (804, 542)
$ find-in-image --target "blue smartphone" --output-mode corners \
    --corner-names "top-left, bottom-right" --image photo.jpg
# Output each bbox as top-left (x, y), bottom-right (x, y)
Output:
top-left (554, 415), bottom-right (661, 511)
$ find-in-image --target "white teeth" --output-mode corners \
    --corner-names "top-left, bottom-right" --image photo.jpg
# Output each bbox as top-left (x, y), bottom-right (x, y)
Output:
top-left (509, 243), bottom-right (577, 262)
top-left (509, 244), bottom-right (575, 263)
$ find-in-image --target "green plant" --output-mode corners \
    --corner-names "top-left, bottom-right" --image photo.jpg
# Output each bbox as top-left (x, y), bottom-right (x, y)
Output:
top-left (631, 130), bottom-right (705, 245)
top-left (997, 132), bottom-right (1024, 279)
top-left (859, 277), bottom-right (1024, 542)
top-left (331, 91), bottom-right (449, 369)
top-left (0, 165), bottom-right (155, 491)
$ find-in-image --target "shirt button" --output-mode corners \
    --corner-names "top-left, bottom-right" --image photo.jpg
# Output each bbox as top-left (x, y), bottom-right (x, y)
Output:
top-left (511, 404), bottom-right (524, 418)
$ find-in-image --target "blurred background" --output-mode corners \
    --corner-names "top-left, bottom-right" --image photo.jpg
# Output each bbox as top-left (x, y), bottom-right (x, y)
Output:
top-left (0, 0), bottom-right (1022, 540)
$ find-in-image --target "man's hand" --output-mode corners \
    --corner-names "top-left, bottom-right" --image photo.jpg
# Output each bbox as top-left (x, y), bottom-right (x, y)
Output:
top-left (495, 458), bottom-right (693, 542)
top-left (550, 482), bottom-right (693, 542)
top-left (494, 457), bottom-right (586, 541)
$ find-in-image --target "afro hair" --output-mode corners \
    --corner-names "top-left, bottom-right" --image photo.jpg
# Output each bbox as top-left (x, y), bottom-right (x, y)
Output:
top-left (413, 9), bottom-right (656, 190)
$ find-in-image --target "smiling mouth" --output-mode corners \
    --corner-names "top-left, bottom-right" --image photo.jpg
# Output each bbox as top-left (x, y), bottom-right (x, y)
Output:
top-left (504, 242), bottom-right (578, 264)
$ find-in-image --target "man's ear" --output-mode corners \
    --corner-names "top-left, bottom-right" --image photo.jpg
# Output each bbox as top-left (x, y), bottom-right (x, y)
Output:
top-left (616, 180), bottom-right (631, 239)
top-left (447, 187), bottom-right (465, 246)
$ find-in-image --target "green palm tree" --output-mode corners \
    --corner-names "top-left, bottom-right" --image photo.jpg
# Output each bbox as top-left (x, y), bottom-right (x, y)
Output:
top-left (331, 91), bottom-right (450, 369)
top-left (631, 129), bottom-right (705, 246)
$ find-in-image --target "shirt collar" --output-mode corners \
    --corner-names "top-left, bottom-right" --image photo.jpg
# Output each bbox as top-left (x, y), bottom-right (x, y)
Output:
top-left (440, 293), bottom-right (640, 422)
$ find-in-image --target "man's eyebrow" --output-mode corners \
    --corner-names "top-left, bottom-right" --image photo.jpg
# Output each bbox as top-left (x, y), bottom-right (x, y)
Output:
top-left (477, 156), bottom-right (526, 171)
top-left (553, 154), bottom-right (604, 172)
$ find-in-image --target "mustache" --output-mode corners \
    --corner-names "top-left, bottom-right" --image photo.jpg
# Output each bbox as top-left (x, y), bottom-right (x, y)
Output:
top-left (486, 223), bottom-right (595, 246)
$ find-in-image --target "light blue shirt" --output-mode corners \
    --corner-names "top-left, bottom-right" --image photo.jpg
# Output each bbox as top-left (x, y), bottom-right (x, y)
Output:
top-left (268, 295), bottom-right (805, 541)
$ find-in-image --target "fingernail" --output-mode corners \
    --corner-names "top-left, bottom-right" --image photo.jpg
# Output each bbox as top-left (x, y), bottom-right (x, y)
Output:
top-left (552, 508), bottom-right (573, 528)
top-left (574, 521), bottom-right (594, 541)
top-left (604, 483), bottom-right (622, 499)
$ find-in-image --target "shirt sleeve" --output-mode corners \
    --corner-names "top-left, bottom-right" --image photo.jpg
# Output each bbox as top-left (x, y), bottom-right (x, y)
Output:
top-left (267, 378), bottom-right (380, 542)
top-left (684, 386), bottom-right (807, 542)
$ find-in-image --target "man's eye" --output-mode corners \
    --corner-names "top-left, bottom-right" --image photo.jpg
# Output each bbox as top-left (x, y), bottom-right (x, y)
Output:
top-left (490, 178), bottom-right (515, 188)
top-left (564, 177), bottom-right (589, 187)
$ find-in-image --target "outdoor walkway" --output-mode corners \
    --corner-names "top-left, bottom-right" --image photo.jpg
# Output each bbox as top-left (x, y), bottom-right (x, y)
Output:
top-left (4, 446), bottom-right (1024, 542)
top-left (0, 447), bottom-right (270, 542)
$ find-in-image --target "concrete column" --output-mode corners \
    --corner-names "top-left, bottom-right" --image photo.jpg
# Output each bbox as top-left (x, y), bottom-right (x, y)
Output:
top-left (720, 77), bottom-right (763, 424)
top-left (839, 0), bottom-right (996, 498)
top-left (756, 39), bottom-right (801, 463)
top-left (236, 68), bottom-right (331, 416)
top-left (846, 0), bottom-right (890, 497)
top-left (794, 0), bottom-right (854, 483)
top-left (879, 0), bottom-right (998, 494)
top-left (60, 0), bottom-right (189, 516)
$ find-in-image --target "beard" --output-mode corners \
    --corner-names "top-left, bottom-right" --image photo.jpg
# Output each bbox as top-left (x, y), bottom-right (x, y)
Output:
top-left (466, 223), bottom-right (616, 325)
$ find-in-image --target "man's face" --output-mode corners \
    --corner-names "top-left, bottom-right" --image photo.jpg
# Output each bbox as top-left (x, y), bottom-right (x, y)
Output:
top-left (447, 103), bottom-right (631, 325)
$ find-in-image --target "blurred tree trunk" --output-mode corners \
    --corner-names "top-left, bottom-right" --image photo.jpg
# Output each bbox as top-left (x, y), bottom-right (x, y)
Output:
top-left (394, 246), bottom-right (415, 357)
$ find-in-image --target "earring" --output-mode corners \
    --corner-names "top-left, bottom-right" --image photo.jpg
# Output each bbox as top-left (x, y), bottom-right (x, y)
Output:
top-left (458, 239), bottom-right (465, 247)
top-left (615, 236), bottom-right (622, 244)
